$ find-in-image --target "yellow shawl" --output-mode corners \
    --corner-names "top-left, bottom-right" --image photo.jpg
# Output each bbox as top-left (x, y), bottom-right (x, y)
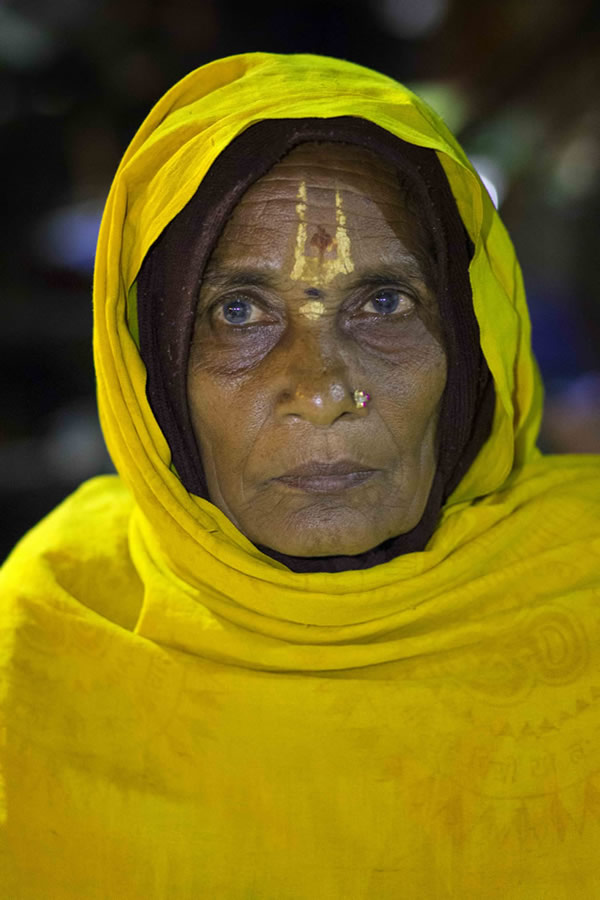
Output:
top-left (2, 53), bottom-right (600, 898)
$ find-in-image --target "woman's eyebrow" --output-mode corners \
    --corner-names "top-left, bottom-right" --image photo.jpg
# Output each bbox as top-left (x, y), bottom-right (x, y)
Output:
top-left (346, 261), bottom-right (427, 288)
top-left (200, 260), bottom-right (428, 294)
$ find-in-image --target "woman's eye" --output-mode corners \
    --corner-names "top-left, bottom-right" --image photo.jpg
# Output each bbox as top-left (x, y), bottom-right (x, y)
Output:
top-left (218, 295), bottom-right (256, 325)
top-left (366, 289), bottom-right (415, 316)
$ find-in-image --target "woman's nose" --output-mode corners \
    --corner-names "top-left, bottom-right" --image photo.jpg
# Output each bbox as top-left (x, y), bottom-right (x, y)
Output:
top-left (274, 328), bottom-right (363, 426)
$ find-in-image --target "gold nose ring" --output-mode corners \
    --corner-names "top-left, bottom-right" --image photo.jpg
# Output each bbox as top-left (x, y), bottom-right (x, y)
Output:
top-left (352, 389), bottom-right (370, 409)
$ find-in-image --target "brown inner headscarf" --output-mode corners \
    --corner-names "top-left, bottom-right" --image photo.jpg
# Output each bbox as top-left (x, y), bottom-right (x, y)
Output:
top-left (137, 117), bottom-right (495, 572)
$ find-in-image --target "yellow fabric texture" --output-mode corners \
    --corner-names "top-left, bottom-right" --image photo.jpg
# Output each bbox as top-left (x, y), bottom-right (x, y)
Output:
top-left (2, 52), bottom-right (600, 898)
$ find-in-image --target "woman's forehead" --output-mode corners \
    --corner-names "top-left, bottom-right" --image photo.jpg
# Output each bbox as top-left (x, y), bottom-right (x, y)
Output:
top-left (207, 141), bottom-right (434, 284)
top-left (236, 141), bottom-right (409, 219)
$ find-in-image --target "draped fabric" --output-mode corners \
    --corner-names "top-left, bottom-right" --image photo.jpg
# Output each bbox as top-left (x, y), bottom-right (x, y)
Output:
top-left (1, 53), bottom-right (600, 898)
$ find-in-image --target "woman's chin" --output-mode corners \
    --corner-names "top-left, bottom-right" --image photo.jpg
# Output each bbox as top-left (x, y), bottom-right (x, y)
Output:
top-left (219, 489), bottom-right (428, 558)
top-left (263, 540), bottom-right (380, 558)
top-left (250, 522), bottom-right (401, 558)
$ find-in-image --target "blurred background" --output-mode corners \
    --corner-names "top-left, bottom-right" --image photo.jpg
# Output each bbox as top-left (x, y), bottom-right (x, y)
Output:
top-left (1, 0), bottom-right (599, 560)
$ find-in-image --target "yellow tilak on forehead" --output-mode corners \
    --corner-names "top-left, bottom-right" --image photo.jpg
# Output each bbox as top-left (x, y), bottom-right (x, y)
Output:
top-left (298, 299), bottom-right (326, 320)
top-left (290, 181), bottom-right (355, 290)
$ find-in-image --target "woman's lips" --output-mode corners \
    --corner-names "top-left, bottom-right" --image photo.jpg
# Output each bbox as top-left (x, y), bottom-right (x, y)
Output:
top-left (275, 461), bottom-right (377, 493)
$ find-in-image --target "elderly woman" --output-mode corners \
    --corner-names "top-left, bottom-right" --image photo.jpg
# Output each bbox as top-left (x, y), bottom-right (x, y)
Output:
top-left (1, 53), bottom-right (599, 898)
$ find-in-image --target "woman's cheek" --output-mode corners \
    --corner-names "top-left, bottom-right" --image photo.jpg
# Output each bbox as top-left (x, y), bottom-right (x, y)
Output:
top-left (189, 322), bottom-right (284, 378)
top-left (348, 312), bottom-right (442, 360)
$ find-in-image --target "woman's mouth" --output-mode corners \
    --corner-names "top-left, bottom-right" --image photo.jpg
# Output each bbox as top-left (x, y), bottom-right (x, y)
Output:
top-left (275, 460), bottom-right (377, 493)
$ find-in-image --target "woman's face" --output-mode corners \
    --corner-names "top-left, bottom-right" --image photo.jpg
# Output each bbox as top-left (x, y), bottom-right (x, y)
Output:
top-left (187, 143), bottom-right (447, 557)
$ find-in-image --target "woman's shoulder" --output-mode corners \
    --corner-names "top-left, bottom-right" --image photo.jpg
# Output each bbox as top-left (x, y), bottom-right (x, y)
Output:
top-left (504, 452), bottom-right (600, 507)
top-left (0, 475), bottom-right (142, 630)
top-left (2, 475), bottom-right (134, 566)
top-left (473, 452), bottom-right (600, 561)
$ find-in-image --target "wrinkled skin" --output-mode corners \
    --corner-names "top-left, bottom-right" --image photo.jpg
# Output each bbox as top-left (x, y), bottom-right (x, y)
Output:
top-left (187, 143), bottom-right (447, 557)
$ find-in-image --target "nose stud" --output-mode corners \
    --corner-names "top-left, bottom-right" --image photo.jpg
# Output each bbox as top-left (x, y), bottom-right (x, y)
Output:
top-left (352, 389), bottom-right (370, 409)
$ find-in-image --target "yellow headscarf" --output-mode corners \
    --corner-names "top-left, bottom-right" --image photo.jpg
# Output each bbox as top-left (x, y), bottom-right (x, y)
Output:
top-left (2, 53), bottom-right (600, 898)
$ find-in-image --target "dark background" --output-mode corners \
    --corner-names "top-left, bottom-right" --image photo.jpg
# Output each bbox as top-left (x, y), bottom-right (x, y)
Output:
top-left (1, 0), bottom-right (599, 560)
